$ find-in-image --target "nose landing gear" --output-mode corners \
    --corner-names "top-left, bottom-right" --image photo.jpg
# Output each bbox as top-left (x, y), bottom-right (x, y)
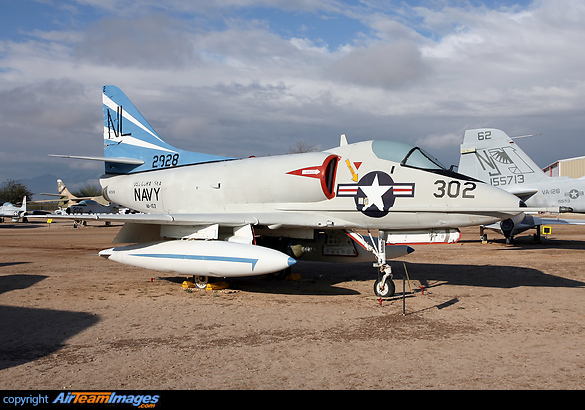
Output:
top-left (374, 265), bottom-right (396, 297)
top-left (352, 229), bottom-right (397, 297)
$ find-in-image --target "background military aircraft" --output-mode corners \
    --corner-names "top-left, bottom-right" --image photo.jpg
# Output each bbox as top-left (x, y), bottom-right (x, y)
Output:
top-left (459, 128), bottom-right (585, 243)
top-left (65, 199), bottom-right (119, 215)
top-left (46, 86), bottom-right (534, 297)
top-left (39, 179), bottom-right (110, 208)
top-left (0, 196), bottom-right (26, 222)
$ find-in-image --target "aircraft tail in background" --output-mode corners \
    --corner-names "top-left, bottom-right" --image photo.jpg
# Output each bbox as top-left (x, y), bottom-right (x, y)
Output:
top-left (459, 128), bottom-right (548, 188)
top-left (57, 179), bottom-right (72, 199)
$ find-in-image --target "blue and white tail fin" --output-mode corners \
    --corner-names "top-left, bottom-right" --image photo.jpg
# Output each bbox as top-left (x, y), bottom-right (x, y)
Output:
top-left (102, 85), bottom-right (233, 174)
top-left (459, 128), bottom-right (548, 186)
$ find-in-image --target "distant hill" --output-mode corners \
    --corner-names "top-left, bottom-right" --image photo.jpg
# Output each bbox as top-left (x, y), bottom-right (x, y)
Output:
top-left (19, 174), bottom-right (60, 201)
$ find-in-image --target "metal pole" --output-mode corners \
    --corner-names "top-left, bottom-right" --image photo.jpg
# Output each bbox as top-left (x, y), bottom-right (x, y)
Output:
top-left (402, 275), bottom-right (406, 316)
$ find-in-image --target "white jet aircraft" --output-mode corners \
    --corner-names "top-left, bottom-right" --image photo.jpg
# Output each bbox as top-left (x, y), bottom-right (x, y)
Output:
top-left (49, 86), bottom-right (535, 297)
top-left (0, 196), bottom-right (26, 222)
top-left (459, 128), bottom-right (585, 243)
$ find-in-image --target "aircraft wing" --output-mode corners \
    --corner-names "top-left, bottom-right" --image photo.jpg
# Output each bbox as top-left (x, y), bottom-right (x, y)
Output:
top-left (29, 204), bottom-right (549, 228)
top-left (31, 199), bottom-right (65, 203)
top-left (28, 211), bottom-right (361, 229)
top-left (535, 217), bottom-right (585, 226)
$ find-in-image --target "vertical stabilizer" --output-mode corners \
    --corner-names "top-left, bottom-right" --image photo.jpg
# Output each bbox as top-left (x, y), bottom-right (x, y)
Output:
top-left (102, 85), bottom-right (233, 174)
top-left (56, 179), bottom-right (77, 208)
top-left (459, 128), bottom-right (548, 186)
top-left (57, 179), bottom-right (72, 198)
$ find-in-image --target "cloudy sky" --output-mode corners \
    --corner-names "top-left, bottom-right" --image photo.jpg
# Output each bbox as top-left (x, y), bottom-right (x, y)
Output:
top-left (1, 0), bottom-right (584, 193)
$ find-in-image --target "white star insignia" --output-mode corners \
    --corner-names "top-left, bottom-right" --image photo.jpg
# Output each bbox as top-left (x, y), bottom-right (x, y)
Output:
top-left (359, 174), bottom-right (392, 211)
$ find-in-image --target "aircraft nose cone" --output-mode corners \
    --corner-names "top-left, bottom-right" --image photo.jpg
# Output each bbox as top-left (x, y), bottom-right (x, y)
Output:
top-left (99, 248), bottom-right (114, 259)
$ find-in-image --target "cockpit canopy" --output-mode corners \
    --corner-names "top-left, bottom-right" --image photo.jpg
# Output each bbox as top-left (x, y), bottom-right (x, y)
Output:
top-left (77, 200), bottom-right (99, 206)
top-left (371, 140), bottom-right (446, 170)
top-left (371, 140), bottom-right (479, 181)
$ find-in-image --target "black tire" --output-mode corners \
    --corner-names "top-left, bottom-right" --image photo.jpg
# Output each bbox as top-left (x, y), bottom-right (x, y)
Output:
top-left (193, 275), bottom-right (209, 289)
top-left (374, 277), bottom-right (395, 297)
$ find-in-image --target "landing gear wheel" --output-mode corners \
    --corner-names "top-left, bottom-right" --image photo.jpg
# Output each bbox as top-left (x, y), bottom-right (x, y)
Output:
top-left (374, 277), bottom-right (395, 298)
top-left (193, 275), bottom-right (209, 289)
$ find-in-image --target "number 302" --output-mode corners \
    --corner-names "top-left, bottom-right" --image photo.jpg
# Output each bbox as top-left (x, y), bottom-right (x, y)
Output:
top-left (434, 180), bottom-right (476, 198)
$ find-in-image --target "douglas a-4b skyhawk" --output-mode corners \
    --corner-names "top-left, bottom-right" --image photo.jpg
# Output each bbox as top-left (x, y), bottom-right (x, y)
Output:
top-left (49, 86), bottom-right (540, 297)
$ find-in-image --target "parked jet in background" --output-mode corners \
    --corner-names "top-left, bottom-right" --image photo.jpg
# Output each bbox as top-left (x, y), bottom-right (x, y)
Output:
top-left (459, 128), bottom-right (585, 243)
top-left (66, 199), bottom-right (119, 215)
top-left (39, 179), bottom-right (109, 208)
top-left (47, 86), bottom-right (537, 297)
top-left (0, 196), bottom-right (26, 222)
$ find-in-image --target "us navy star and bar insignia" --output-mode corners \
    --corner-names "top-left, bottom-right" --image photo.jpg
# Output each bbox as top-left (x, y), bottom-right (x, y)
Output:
top-left (337, 171), bottom-right (415, 218)
top-left (287, 157), bottom-right (415, 217)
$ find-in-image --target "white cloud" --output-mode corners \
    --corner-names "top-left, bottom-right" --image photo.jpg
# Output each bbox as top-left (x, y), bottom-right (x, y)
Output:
top-left (1, 0), bottom-right (585, 187)
top-left (73, 13), bottom-right (201, 68)
top-left (326, 40), bottom-right (430, 89)
top-left (415, 132), bottom-right (462, 151)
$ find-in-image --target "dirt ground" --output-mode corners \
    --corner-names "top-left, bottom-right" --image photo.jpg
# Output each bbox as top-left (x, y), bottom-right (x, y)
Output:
top-left (0, 218), bottom-right (584, 390)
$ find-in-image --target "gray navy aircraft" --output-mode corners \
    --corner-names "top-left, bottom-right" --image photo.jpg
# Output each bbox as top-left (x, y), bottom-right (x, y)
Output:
top-left (459, 128), bottom-right (585, 243)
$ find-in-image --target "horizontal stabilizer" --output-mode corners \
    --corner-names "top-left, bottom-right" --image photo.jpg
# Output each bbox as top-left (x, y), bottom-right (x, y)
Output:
top-left (49, 154), bottom-right (145, 165)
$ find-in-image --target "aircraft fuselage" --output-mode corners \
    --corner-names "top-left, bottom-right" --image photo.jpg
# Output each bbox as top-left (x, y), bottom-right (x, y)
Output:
top-left (498, 178), bottom-right (585, 213)
top-left (101, 140), bottom-right (523, 231)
